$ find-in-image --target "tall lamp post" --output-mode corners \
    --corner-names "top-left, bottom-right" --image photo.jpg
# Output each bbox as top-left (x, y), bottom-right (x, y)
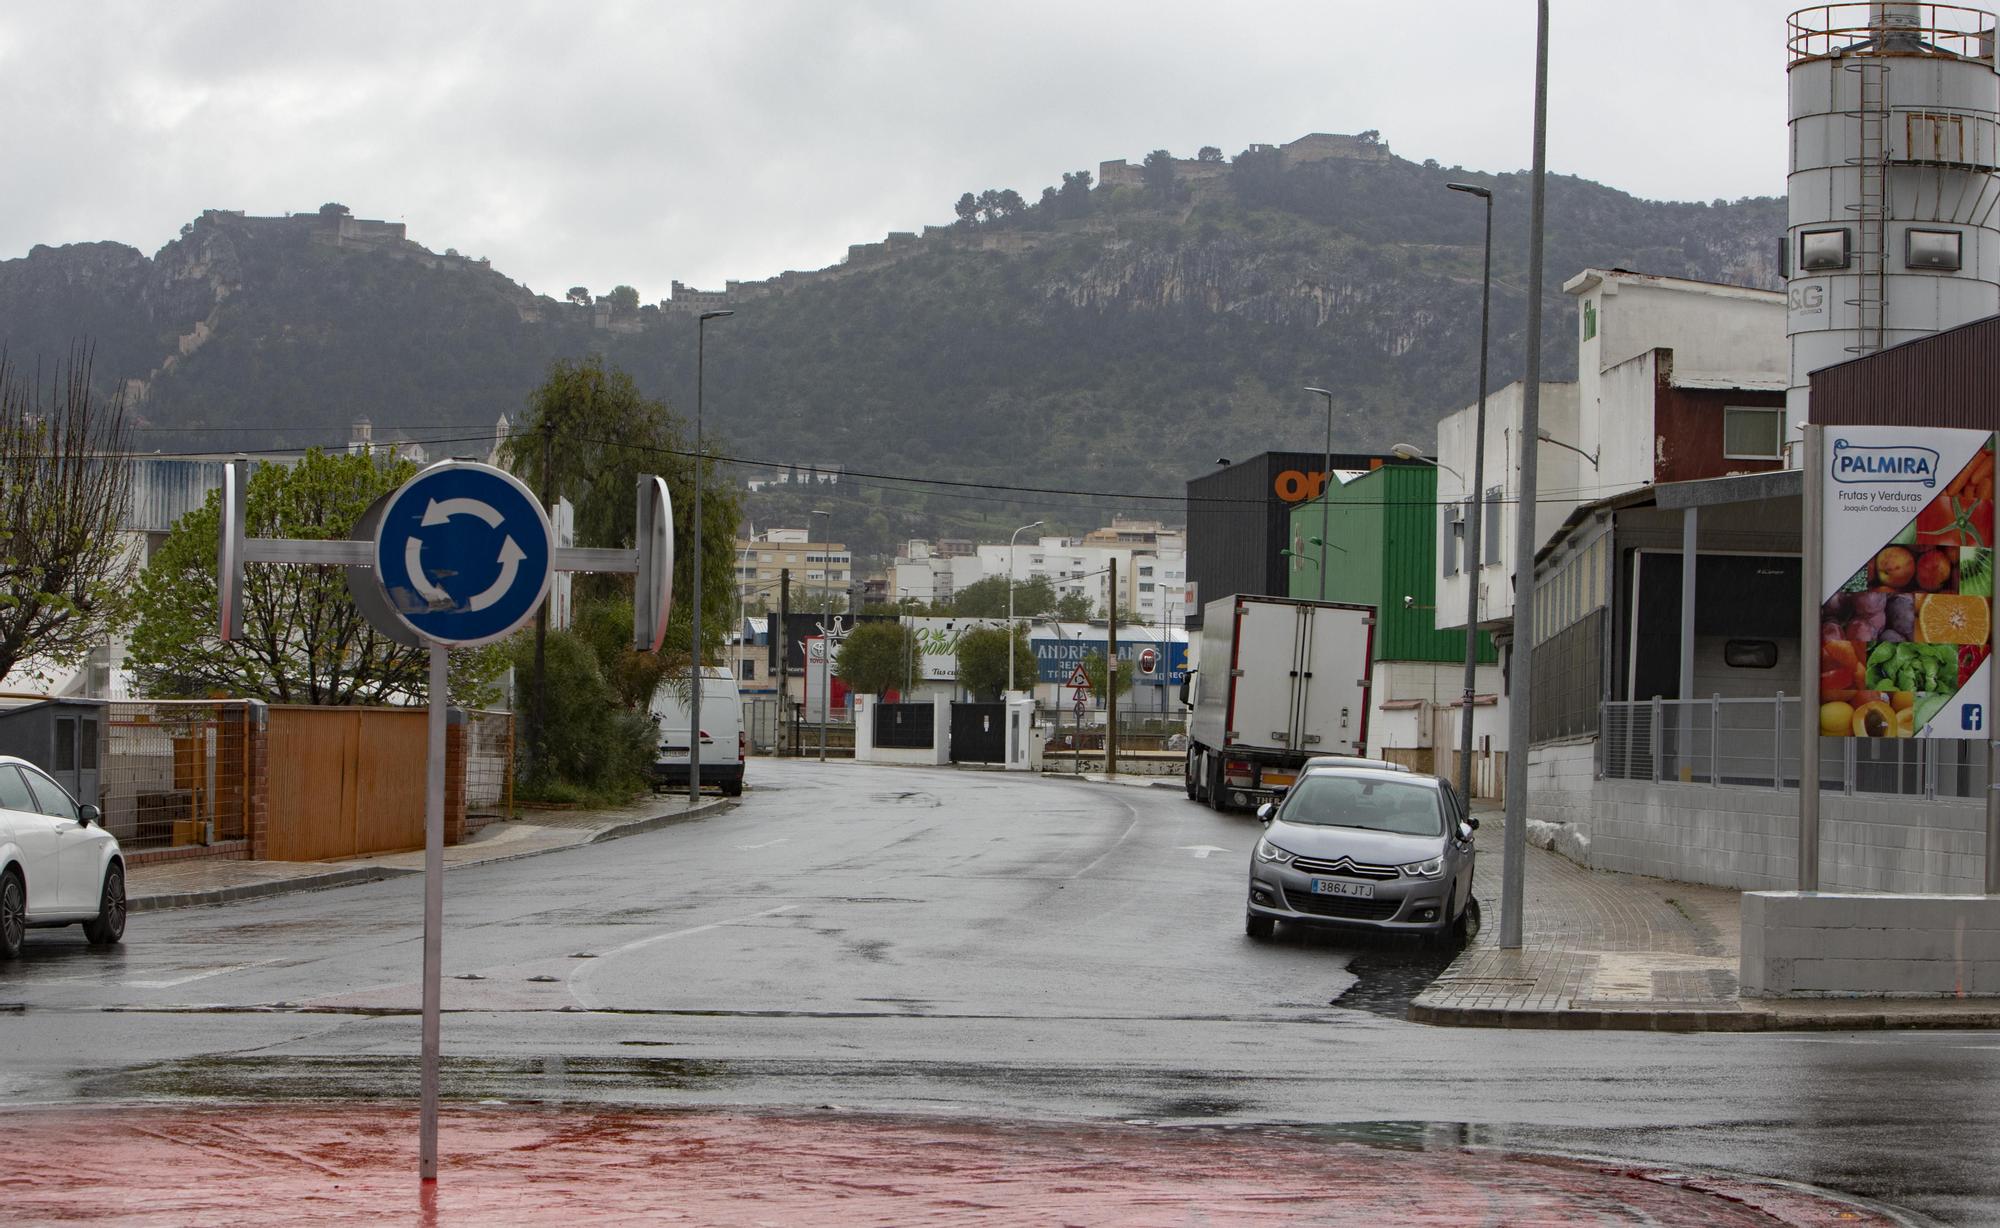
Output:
top-left (1445, 180), bottom-right (1496, 814)
top-left (811, 508), bottom-right (832, 763)
top-left (1303, 387), bottom-right (1336, 600)
top-left (689, 308), bottom-right (734, 807)
top-left (1007, 520), bottom-right (1044, 695)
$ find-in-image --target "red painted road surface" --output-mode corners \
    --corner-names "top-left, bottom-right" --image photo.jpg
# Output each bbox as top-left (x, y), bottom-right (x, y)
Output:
top-left (0, 1106), bottom-right (1899, 1225)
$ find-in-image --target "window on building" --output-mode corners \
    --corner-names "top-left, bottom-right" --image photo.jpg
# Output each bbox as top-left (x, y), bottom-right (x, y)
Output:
top-left (1139, 582), bottom-right (1154, 592)
top-left (1441, 506), bottom-right (1461, 577)
top-left (1581, 298), bottom-right (1597, 341)
top-left (1139, 565), bottom-right (1153, 577)
top-left (1907, 228), bottom-right (1963, 271)
top-left (1800, 227), bottom-right (1851, 272)
top-left (740, 658), bottom-right (756, 681)
top-left (1723, 406), bottom-right (1785, 461)
top-left (1483, 488), bottom-right (1502, 565)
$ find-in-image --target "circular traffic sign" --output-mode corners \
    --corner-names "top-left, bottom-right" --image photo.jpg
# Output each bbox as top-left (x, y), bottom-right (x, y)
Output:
top-left (372, 461), bottom-right (555, 647)
top-left (1139, 647), bottom-right (1159, 675)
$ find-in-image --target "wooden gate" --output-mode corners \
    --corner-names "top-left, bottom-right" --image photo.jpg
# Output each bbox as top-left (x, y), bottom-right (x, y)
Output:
top-left (265, 707), bottom-right (429, 861)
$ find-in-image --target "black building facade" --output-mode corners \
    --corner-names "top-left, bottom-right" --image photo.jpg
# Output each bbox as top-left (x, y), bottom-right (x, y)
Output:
top-left (1182, 450), bottom-right (1406, 626)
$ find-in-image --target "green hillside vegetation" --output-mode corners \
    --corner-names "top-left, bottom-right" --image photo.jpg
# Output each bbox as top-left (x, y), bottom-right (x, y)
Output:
top-left (0, 143), bottom-right (1783, 567)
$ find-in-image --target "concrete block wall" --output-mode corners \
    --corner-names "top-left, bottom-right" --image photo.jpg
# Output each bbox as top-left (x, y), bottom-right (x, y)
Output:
top-left (1593, 779), bottom-right (1986, 895)
top-left (1526, 740), bottom-right (1597, 832)
top-left (1742, 891), bottom-right (2000, 996)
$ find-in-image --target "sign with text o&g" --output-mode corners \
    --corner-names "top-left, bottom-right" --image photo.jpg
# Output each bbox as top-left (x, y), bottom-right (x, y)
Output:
top-left (373, 461), bottom-right (555, 646)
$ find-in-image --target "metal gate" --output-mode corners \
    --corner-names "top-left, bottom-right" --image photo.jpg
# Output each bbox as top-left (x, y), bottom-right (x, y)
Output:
top-left (949, 702), bottom-right (1007, 764)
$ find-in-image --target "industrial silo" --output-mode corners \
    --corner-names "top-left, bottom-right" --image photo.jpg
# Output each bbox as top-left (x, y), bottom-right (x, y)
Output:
top-left (1787, 3), bottom-right (2000, 422)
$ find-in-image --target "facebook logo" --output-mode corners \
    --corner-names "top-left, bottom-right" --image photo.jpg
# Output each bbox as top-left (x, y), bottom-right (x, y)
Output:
top-left (1964, 705), bottom-right (1985, 733)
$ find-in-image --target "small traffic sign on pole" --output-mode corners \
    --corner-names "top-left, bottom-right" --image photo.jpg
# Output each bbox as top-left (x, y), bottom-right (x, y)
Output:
top-left (1066, 662), bottom-right (1092, 691)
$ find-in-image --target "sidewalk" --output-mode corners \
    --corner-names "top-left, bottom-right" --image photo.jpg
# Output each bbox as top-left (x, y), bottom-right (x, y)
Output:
top-left (1412, 810), bottom-right (2000, 1032)
top-left (126, 793), bottom-right (734, 913)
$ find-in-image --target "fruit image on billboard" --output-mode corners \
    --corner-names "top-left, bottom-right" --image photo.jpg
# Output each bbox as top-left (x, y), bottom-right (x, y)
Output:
top-left (1819, 427), bottom-right (1994, 738)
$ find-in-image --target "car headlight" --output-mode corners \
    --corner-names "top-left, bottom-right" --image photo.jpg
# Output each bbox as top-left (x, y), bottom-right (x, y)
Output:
top-left (1401, 856), bottom-right (1444, 878)
top-left (1255, 838), bottom-right (1296, 865)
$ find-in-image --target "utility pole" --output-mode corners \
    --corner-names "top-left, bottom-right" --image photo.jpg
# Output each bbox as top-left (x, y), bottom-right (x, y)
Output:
top-left (778, 568), bottom-right (791, 756)
top-left (1107, 556), bottom-right (1119, 777)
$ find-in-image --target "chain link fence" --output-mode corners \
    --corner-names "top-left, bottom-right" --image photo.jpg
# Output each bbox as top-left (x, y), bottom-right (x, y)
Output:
top-left (462, 709), bottom-right (515, 820)
top-left (100, 700), bottom-right (253, 851)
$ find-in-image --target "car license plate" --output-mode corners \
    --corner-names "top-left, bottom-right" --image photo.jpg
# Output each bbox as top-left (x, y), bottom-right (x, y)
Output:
top-left (1311, 879), bottom-right (1373, 899)
top-left (1264, 772), bottom-right (1295, 788)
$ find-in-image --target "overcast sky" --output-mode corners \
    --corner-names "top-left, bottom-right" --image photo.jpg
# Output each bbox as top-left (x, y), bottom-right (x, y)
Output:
top-left (2, 1), bottom-right (1813, 301)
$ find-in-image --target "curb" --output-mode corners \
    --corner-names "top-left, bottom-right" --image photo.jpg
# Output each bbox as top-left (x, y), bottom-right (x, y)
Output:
top-left (130, 797), bottom-right (738, 914)
top-left (130, 865), bottom-right (419, 914)
top-left (1408, 998), bottom-right (2000, 1032)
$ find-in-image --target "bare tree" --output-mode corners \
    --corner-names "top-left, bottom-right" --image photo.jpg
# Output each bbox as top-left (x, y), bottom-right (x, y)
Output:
top-left (0, 346), bottom-right (135, 684)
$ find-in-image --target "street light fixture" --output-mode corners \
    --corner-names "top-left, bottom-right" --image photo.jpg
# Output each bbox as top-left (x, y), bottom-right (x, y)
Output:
top-left (689, 308), bottom-right (735, 807)
top-left (1537, 430), bottom-right (1600, 468)
top-left (1303, 387), bottom-right (1335, 601)
top-left (1392, 443), bottom-right (1464, 483)
top-left (810, 508), bottom-right (832, 763)
top-left (1007, 520), bottom-right (1044, 695)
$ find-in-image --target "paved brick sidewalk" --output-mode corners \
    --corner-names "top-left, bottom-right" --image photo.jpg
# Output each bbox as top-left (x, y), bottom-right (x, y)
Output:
top-left (1413, 814), bottom-right (2000, 1032)
top-left (126, 793), bottom-right (733, 913)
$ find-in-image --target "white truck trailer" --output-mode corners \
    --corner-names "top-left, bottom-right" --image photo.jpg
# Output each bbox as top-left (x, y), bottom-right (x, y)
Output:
top-left (1182, 594), bottom-right (1374, 811)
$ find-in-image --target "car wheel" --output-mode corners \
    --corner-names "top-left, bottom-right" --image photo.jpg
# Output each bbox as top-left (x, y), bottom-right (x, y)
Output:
top-left (1245, 911), bottom-right (1275, 940)
top-left (83, 863), bottom-right (127, 947)
top-left (721, 778), bottom-right (744, 798)
top-left (1453, 894), bottom-right (1482, 946)
top-left (0, 870), bottom-right (23, 960)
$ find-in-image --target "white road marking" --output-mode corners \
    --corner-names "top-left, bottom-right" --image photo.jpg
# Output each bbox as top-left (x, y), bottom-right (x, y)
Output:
top-left (127, 958), bottom-right (283, 989)
top-left (736, 838), bottom-right (790, 850)
top-left (568, 904), bottom-right (799, 1009)
top-left (1179, 845), bottom-right (1231, 859)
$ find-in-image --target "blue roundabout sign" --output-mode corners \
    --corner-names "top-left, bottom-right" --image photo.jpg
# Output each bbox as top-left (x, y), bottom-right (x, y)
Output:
top-left (372, 461), bottom-right (555, 646)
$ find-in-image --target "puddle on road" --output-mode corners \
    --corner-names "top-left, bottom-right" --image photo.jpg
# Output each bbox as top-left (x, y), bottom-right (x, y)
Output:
top-left (1329, 942), bottom-right (1461, 1020)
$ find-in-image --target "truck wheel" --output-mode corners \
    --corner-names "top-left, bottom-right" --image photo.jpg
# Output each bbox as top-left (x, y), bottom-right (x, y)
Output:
top-left (1184, 750), bottom-right (1201, 800)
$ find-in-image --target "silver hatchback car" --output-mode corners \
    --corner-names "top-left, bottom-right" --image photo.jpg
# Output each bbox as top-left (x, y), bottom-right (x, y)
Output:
top-left (1246, 767), bottom-right (1478, 943)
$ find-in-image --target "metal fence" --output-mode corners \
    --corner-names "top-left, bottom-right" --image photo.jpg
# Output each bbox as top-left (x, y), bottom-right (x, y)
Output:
top-left (1599, 697), bottom-right (1988, 800)
top-left (100, 700), bottom-right (254, 851)
top-left (462, 709), bottom-right (514, 818)
top-left (873, 703), bottom-right (935, 749)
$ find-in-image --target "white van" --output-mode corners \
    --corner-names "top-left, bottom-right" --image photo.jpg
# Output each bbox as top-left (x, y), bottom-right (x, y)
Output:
top-left (649, 666), bottom-right (745, 796)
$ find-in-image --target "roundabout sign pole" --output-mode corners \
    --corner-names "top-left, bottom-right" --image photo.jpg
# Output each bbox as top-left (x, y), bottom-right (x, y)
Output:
top-left (221, 458), bottom-right (673, 1187)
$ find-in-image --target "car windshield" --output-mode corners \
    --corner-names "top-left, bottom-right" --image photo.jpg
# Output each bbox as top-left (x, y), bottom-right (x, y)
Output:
top-left (1278, 774), bottom-right (1442, 836)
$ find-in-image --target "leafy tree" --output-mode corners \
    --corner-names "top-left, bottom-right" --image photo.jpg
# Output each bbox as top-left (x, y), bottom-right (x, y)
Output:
top-left (566, 286), bottom-right (592, 305)
top-left (1054, 589), bottom-right (1093, 620)
top-left (509, 627), bottom-right (654, 802)
top-left (0, 348), bottom-right (135, 685)
top-left (1081, 650), bottom-right (1134, 700)
top-left (1142, 149), bottom-right (1178, 199)
top-left (1197, 146), bottom-right (1223, 163)
top-left (954, 624), bottom-right (1034, 700)
top-left (951, 574), bottom-right (1064, 618)
top-left (127, 449), bottom-right (506, 705)
top-left (836, 618), bottom-right (918, 696)
top-left (954, 192), bottom-right (979, 227)
top-left (319, 202), bottom-right (350, 217)
top-left (501, 354), bottom-right (740, 679)
top-left (605, 285), bottom-right (640, 312)
top-left (572, 590), bottom-right (670, 711)
top-left (1053, 171), bottom-right (1093, 220)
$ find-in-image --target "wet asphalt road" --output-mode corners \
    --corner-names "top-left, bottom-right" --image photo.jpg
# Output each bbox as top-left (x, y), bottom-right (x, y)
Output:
top-left (5, 759), bottom-right (2000, 1223)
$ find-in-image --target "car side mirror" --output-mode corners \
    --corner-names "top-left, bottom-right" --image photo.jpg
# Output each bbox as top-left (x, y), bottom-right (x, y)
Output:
top-left (79, 803), bottom-right (101, 827)
top-left (1256, 802), bottom-right (1275, 823)
top-left (1468, 815), bottom-right (1480, 831)
top-left (1458, 821), bottom-right (1475, 842)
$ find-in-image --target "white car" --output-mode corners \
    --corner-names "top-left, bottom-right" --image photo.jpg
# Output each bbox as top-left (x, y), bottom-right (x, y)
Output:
top-left (0, 754), bottom-right (126, 958)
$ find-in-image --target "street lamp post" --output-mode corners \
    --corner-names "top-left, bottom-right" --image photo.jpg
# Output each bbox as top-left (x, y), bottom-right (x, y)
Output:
top-left (811, 508), bottom-right (832, 763)
top-left (898, 587), bottom-right (914, 697)
top-left (690, 308), bottom-right (734, 807)
top-left (1303, 387), bottom-right (1336, 600)
top-left (1007, 520), bottom-right (1043, 695)
top-left (1446, 180), bottom-right (1493, 814)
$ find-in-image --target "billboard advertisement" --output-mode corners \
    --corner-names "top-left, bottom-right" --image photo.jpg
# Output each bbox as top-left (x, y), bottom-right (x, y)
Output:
top-left (1030, 635), bottom-right (1187, 686)
top-left (1819, 426), bottom-right (1994, 739)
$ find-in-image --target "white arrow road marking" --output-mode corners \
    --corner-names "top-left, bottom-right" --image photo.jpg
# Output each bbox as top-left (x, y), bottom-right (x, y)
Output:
top-left (467, 537), bottom-right (526, 612)
top-left (404, 537), bottom-right (451, 604)
top-left (422, 497), bottom-right (504, 528)
top-left (569, 904), bottom-right (797, 1009)
top-left (1179, 845), bottom-right (1232, 859)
